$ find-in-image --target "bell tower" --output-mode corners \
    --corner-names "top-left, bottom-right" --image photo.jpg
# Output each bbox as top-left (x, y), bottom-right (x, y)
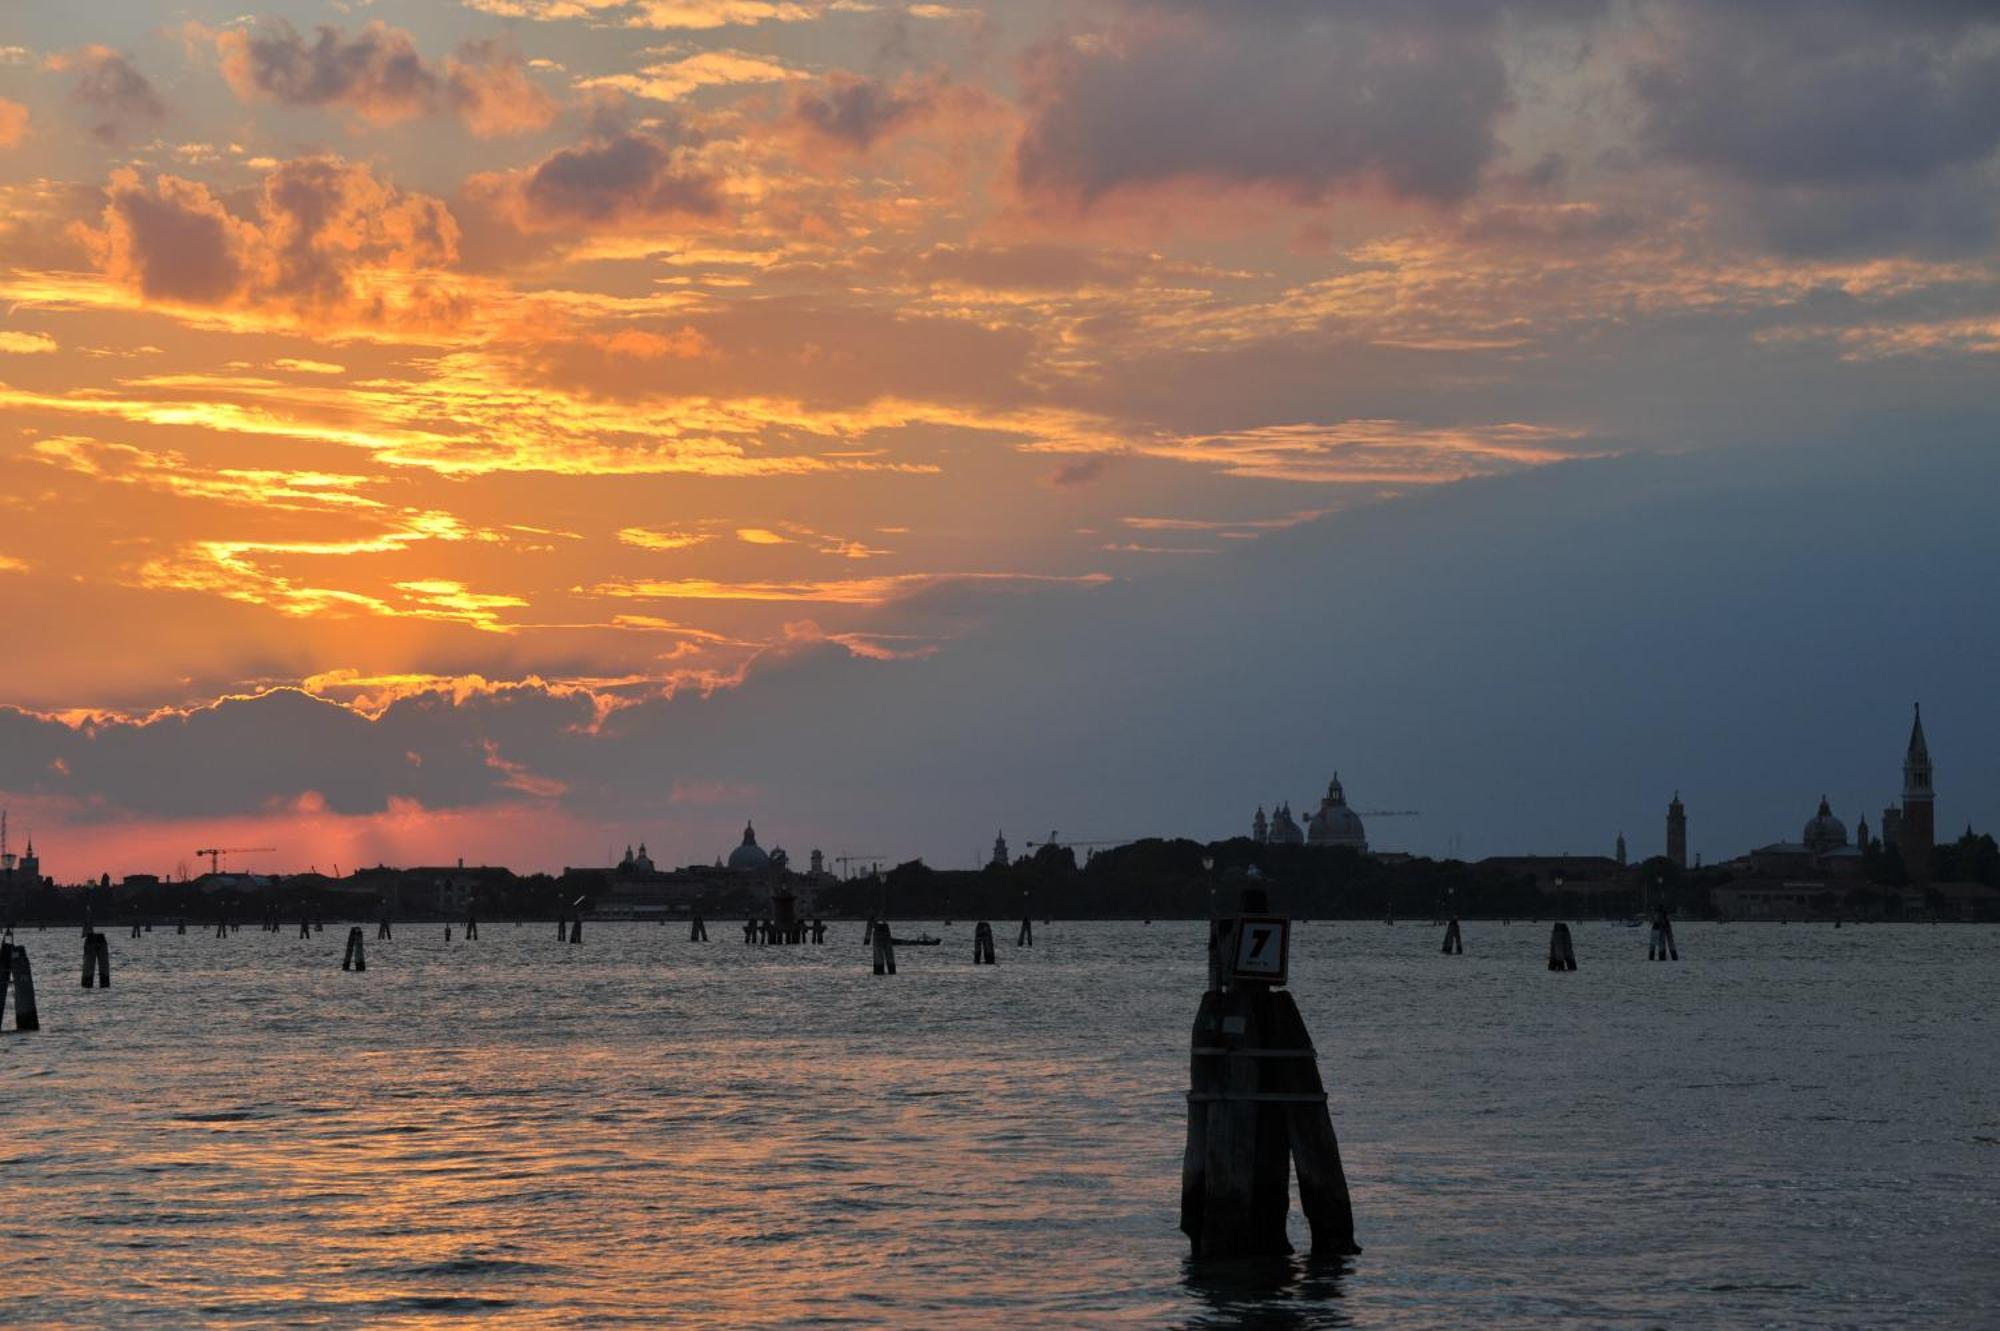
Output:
top-left (1666, 792), bottom-right (1687, 870)
top-left (1901, 704), bottom-right (1935, 884)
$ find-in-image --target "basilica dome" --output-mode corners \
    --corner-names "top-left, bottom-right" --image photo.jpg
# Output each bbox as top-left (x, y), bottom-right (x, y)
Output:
top-left (1802, 797), bottom-right (1848, 855)
top-left (728, 820), bottom-right (771, 871)
top-left (1305, 774), bottom-right (1368, 851)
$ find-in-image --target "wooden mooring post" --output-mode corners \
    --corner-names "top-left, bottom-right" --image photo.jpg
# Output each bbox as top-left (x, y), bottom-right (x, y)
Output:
top-left (1547, 922), bottom-right (1577, 971)
top-left (130, 922), bottom-right (141, 939)
top-left (973, 921), bottom-right (996, 964)
top-left (1441, 918), bottom-right (1463, 955)
top-left (465, 914), bottom-right (478, 941)
top-left (80, 932), bottom-right (110, 988)
top-left (342, 927), bottom-right (366, 972)
top-left (299, 919), bottom-right (311, 939)
top-left (1017, 916), bottom-right (1033, 947)
top-left (1648, 909), bottom-right (1678, 960)
top-left (1181, 890), bottom-right (1358, 1261)
top-left (378, 916), bottom-right (393, 941)
top-left (871, 922), bottom-right (898, 975)
top-left (3, 942), bottom-right (40, 1031)
top-left (690, 913), bottom-right (707, 942)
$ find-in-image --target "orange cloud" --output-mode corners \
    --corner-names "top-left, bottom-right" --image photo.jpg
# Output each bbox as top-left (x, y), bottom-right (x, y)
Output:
top-left (30, 436), bottom-right (386, 513)
top-left (214, 20), bottom-right (557, 137)
top-left (588, 570), bottom-right (1111, 605)
top-left (0, 330), bottom-right (57, 354)
top-left (618, 527), bottom-right (712, 551)
top-left (0, 98), bottom-right (27, 147)
top-left (75, 157), bottom-right (465, 332)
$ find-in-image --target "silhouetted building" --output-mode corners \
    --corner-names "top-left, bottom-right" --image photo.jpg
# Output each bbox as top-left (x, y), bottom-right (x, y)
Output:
top-left (728, 820), bottom-right (771, 872)
top-left (1615, 831), bottom-right (1627, 867)
top-left (1304, 774), bottom-right (1368, 851)
top-left (1666, 792), bottom-right (1687, 869)
top-left (1802, 796), bottom-right (1849, 856)
top-left (1900, 704), bottom-right (1935, 884)
top-left (1251, 776), bottom-right (1367, 851)
top-left (990, 830), bottom-right (1010, 868)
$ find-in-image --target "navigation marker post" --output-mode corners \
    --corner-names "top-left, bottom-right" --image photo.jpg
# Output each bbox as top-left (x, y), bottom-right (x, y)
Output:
top-left (1181, 890), bottom-right (1359, 1260)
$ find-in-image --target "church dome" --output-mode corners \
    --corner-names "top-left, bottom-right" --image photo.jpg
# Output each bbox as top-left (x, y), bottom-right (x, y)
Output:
top-left (728, 820), bottom-right (771, 872)
top-left (1802, 797), bottom-right (1848, 855)
top-left (1305, 774), bottom-right (1368, 850)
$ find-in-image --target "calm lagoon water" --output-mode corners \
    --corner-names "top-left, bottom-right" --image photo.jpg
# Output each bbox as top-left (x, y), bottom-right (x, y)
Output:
top-left (2, 920), bottom-right (1994, 1328)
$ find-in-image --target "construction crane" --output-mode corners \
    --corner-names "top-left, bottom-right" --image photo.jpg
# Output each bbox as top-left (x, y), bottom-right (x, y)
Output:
top-left (1025, 832), bottom-right (1131, 851)
top-left (833, 854), bottom-right (887, 880)
top-left (193, 847), bottom-right (275, 875)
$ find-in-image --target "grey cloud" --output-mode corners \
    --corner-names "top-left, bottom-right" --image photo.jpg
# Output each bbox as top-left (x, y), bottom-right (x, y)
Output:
top-left (1625, 1), bottom-right (2000, 253)
top-left (787, 72), bottom-right (940, 150)
top-left (215, 20), bottom-right (554, 135)
top-left (219, 20), bottom-right (437, 123)
top-left (1013, 3), bottom-right (1577, 207)
top-left (64, 47), bottom-right (166, 143)
top-left (1632, 4), bottom-right (2000, 186)
top-left (519, 129), bottom-right (722, 224)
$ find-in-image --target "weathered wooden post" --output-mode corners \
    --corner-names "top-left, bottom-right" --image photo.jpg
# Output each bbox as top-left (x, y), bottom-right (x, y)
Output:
top-left (1182, 890), bottom-right (1359, 1260)
top-left (812, 918), bottom-right (826, 944)
top-left (5, 943), bottom-right (40, 1031)
top-left (130, 922), bottom-right (142, 939)
top-left (1441, 918), bottom-right (1463, 955)
top-left (1648, 908), bottom-right (1678, 961)
top-left (215, 918), bottom-right (228, 939)
top-left (445, 924), bottom-right (453, 942)
top-left (176, 919), bottom-right (186, 934)
top-left (690, 913), bottom-right (707, 942)
top-left (342, 926), bottom-right (366, 972)
top-left (81, 932), bottom-right (110, 988)
top-left (299, 919), bottom-right (310, 939)
top-left (973, 921), bottom-right (996, 964)
top-left (872, 921), bottom-right (898, 975)
top-left (568, 915), bottom-right (582, 944)
top-left (1017, 916), bottom-right (1033, 947)
top-left (465, 914), bottom-right (478, 941)
top-left (378, 915), bottom-right (393, 940)
top-left (1548, 922), bottom-right (1577, 971)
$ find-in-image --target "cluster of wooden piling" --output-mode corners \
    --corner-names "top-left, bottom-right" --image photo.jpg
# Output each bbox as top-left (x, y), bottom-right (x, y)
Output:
top-left (870, 920), bottom-right (897, 975)
top-left (743, 918), bottom-right (826, 944)
top-left (689, 914), bottom-right (708, 942)
top-left (1440, 918), bottom-right (1463, 955)
top-left (973, 921), bottom-right (996, 964)
top-left (341, 927), bottom-right (367, 972)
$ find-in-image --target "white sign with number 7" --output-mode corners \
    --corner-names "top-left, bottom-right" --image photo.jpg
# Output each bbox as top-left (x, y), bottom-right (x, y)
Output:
top-left (1231, 915), bottom-right (1290, 983)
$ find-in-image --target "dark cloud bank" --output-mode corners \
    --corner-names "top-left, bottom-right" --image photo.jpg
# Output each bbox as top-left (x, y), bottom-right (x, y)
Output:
top-left (7, 425), bottom-right (1997, 868)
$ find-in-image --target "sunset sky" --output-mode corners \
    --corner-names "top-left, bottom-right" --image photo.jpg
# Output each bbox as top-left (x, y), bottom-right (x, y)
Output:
top-left (3, 1), bottom-right (1998, 879)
